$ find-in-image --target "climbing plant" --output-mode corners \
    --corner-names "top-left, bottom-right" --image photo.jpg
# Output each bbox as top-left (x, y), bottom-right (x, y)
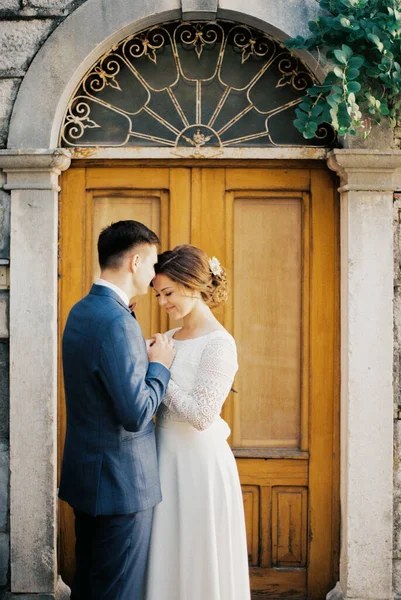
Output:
top-left (285, 0), bottom-right (401, 138)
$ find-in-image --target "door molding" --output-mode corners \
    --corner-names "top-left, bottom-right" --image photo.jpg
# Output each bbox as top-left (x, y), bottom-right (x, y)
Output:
top-left (57, 161), bottom-right (340, 599)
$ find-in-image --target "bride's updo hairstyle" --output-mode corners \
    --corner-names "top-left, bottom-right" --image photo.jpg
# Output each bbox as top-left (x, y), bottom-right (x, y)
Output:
top-left (154, 244), bottom-right (229, 308)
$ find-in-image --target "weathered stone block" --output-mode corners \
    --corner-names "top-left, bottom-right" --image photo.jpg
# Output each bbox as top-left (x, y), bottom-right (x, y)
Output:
top-left (3, 575), bottom-right (70, 598)
top-left (25, 0), bottom-right (73, 7)
top-left (342, 121), bottom-right (396, 151)
top-left (0, 340), bottom-right (9, 441)
top-left (0, 0), bottom-right (20, 10)
top-left (395, 559), bottom-right (401, 600)
top-left (0, 296), bottom-right (8, 339)
top-left (5, 595), bottom-right (55, 599)
top-left (0, 20), bottom-right (55, 75)
top-left (0, 189), bottom-right (10, 257)
top-left (0, 80), bottom-right (20, 149)
top-left (182, 0), bottom-right (217, 19)
top-left (0, 532), bottom-right (9, 587)
top-left (0, 442), bottom-right (9, 532)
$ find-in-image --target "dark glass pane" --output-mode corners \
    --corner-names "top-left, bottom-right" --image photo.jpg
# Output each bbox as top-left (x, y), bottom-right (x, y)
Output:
top-left (61, 98), bottom-right (130, 147)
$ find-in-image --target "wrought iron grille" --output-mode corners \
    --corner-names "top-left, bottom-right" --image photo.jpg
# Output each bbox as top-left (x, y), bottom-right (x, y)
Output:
top-left (60, 20), bottom-right (335, 153)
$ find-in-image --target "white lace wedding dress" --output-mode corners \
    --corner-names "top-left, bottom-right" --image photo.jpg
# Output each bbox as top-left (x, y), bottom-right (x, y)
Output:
top-left (144, 328), bottom-right (251, 600)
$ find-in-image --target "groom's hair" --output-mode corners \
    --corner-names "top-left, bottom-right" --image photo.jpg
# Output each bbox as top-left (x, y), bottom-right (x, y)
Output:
top-left (98, 220), bottom-right (160, 270)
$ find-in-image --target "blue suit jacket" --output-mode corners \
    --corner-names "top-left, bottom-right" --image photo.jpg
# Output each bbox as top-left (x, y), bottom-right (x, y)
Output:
top-left (59, 284), bottom-right (170, 516)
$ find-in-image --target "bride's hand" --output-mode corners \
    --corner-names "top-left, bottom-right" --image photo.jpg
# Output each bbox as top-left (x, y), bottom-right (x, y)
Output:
top-left (147, 333), bottom-right (176, 368)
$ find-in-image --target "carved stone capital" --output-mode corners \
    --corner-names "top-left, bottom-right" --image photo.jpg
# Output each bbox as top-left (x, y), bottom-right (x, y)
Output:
top-left (327, 149), bottom-right (401, 192)
top-left (0, 149), bottom-right (71, 191)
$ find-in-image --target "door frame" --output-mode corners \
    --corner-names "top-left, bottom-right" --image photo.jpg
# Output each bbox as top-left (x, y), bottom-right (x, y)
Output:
top-left (57, 158), bottom-right (340, 599)
top-left (1, 147), bottom-right (397, 599)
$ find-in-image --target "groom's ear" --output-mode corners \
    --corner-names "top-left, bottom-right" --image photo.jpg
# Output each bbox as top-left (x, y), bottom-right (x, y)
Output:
top-left (129, 253), bottom-right (140, 273)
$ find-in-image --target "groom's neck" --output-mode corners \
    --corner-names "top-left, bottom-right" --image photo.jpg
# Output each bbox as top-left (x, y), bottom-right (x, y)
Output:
top-left (99, 270), bottom-right (135, 299)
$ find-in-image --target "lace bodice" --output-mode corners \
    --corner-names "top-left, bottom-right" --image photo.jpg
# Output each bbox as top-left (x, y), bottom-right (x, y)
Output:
top-left (157, 329), bottom-right (238, 431)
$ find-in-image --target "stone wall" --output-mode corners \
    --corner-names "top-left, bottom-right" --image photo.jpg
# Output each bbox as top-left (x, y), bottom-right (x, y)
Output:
top-left (0, 1), bottom-right (88, 592)
top-left (0, 0), bottom-right (89, 148)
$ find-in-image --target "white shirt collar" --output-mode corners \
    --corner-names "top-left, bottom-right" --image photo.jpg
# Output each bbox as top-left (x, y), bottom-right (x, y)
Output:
top-left (95, 278), bottom-right (130, 307)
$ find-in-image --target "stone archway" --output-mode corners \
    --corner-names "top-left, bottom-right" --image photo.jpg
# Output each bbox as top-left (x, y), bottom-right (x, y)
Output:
top-left (7, 0), bottom-right (324, 150)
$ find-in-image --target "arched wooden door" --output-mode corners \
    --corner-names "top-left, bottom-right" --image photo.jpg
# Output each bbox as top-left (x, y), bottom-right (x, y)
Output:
top-left (58, 160), bottom-right (339, 599)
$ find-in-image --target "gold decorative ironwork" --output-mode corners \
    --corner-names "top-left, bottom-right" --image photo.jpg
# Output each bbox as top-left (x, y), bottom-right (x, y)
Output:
top-left (60, 20), bottom-right (335, 151)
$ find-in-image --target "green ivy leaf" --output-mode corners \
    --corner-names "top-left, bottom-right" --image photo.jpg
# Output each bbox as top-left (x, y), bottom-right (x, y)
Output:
top-left (334, 66), bottom-right (345, 78)
top-left (286, 0), bottom-right (401, 137)
top-left (348, 56), bottom-right (364, 68)
top-left (311, 104), bottom-right (324, 117)
top-left (342, 44), bottom-right (353, 59)
top-left (347, 81), bottom-right (362, 93)
top-left (305, 122), bottom-right (319, 138)
top-left (299, 101), bottom-right (312, 112)
top-left (295, 109), bottom-right (308, 122)
top-left (346, 67), bottom-right (360, 80)
top-left (327, 94), bottom-right (341, 108)
top-left (334, 49), bottom-right (348, 64)
top-left (293, 119), bottom-right (307, 133)
top-left (367, 33), bottom-right (384, 52)
top-left (285, 36), bottom-right (307, 49)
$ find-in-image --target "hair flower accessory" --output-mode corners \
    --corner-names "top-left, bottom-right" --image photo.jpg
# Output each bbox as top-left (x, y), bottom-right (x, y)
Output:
top-left (209, 256), bottom-right (223, 277)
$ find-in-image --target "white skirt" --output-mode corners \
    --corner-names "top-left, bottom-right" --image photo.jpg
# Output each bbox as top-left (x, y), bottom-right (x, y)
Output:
top-left (144, 417), bottom-right (251, 600)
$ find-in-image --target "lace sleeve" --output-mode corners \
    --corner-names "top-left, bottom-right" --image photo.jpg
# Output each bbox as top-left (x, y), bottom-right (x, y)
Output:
top-left (163, 335), bottom-right (238, 431)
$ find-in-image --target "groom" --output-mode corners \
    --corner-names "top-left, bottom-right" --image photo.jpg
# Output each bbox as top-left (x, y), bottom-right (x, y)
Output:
top-left (59, 220), bottom-right (175, 600)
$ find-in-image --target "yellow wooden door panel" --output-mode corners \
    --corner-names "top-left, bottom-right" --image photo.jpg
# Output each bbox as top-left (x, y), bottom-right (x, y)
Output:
top-left (226, 186), bottom-right (312, 597)
top-left (58, 163), bottom-right (339, 600)
top-left (190, 167), bottom-right (227, 326)
top-left (243, 485), bottom-right (260, 567)
top-left (232, 195), bottom-right (302, 448)
top-left (237, 459), bottom-right (308, 487)
top-left (58, 167), bottom-right (87, 586)
top-left (271, 487), bottom-right (308, 568)
top-left (308, 168), bottom-right (340, 599)
top-left (86, 167), bottom-right (170, 190)
top-left (226, 168), bottom-right (310, 191)
top-left (250, 569), bottom-right (307, 599)
top-left (169, 168), bottom-right (191, 247)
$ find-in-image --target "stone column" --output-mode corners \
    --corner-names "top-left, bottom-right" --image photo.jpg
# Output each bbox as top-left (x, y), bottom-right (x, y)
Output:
top-left (327, 149), bottom-right (401, 600)
top-left (0, 150), bottom-right (71, 598)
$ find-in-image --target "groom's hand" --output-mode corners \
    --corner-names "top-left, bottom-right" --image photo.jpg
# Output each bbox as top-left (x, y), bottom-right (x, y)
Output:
top-left (147, 333), bottom-right (176, 369)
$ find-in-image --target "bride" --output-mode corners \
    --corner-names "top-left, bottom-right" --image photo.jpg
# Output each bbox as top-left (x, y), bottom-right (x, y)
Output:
top-left (145, 244), bottom-right (250, 600)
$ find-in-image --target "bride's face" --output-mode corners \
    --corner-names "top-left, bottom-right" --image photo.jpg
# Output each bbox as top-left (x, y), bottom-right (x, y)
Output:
top-left (152, 273), bottom-right (199, 320)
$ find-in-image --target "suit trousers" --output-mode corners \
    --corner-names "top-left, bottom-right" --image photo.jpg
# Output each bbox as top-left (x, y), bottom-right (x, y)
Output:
top-left (71, 507), bottom-right (154, 600)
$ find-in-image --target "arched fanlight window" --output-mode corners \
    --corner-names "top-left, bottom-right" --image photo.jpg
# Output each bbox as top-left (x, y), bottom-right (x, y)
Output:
top-left (60, 20), bottom-right (335, 153)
